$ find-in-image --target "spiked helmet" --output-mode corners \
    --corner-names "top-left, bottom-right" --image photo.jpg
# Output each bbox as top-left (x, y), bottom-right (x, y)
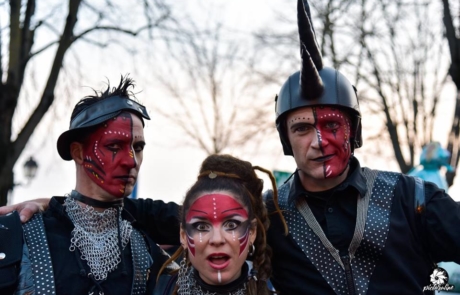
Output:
top-left (276, 0), bottom-right (362, 156)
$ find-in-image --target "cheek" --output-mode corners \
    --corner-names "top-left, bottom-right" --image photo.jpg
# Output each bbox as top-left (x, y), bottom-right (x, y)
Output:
top-left (237, 227), bottom-right (250, 256)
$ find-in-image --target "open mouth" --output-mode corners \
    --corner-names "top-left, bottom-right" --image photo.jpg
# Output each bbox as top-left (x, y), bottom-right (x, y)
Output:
top-left (207, 254), bottom-right (230, 269)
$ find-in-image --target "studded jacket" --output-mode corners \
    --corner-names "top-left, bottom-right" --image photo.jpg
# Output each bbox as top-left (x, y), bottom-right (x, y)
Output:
top-left (266, 157), bottom-right (460, 295)
top-left (0, 196), bottom-right (180, 295)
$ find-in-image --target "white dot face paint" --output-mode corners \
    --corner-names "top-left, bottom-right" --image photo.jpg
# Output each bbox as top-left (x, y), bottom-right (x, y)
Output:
top-left (286, 107), bottom-right (352, 190)
top-left (183, 193), bottom-right (253, 286)
top-left (81, 113), bottom-right (144, 198)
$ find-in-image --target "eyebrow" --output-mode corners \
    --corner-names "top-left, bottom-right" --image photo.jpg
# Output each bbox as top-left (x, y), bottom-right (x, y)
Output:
top-left (189, 209), bottom-right (208, 215)
top-left (222, 207), bottom-right (245, 214)
top-left (289, 122), bottom-right (314, 130)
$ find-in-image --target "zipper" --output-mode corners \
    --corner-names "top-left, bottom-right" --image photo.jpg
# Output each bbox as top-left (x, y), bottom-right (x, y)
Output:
top-left (342, 254), bottom-right (357, 295)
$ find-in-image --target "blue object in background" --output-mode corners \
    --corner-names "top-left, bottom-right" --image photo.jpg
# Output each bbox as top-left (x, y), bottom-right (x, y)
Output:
top-left (128, 183), bottom-right (138, 199)
top-left (408, 142), bottom-right (454, 191)
top-left (407, 142), bottom-right (459, 293)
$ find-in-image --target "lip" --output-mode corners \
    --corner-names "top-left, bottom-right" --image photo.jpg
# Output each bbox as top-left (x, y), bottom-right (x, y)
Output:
top-left (312, 154), bottom-right (333, 162)
top-left (115, 175), bottom-right (136, 183)
top-left (207, 253), bottom-right (231, 270)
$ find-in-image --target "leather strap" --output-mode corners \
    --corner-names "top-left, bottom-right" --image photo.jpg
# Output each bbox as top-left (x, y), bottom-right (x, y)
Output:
top-left (23, 214), bottom-right (56, 295)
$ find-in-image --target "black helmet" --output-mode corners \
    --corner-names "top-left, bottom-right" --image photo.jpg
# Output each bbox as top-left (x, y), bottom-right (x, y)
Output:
top-left (275, 0), bottom-right (362, 156)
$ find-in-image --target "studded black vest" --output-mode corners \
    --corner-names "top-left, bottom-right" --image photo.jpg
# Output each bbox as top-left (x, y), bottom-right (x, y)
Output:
top-left (277, 168), bottom-right (399, 295)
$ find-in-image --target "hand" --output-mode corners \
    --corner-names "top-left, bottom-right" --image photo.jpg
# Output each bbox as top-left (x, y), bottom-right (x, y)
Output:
top-left (0, 198), bottom-right (50, 223)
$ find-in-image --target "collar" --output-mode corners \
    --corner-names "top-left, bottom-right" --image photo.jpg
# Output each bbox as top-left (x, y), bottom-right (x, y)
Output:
top-left (70, 190), bottom-right (124, 209)
top-left (288, 156), bottom-right (368, 204)
top-left (49, 196), bottom-right (137, 225)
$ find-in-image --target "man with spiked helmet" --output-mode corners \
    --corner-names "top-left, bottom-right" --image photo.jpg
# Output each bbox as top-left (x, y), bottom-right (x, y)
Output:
top-left (265, 0), bottom-right (460, 294)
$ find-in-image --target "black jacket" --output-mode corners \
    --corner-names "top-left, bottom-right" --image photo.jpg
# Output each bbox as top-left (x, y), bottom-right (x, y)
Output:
top-left (0, 196), bottom-right (180, 295)
top-left (266, 157), bottom-right (460, 294)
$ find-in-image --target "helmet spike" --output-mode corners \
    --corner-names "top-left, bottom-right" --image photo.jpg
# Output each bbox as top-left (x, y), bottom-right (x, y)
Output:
top-left (298, 0), bottom-right (323, 70)
top-left (298, 0), bottom-right (324, 99)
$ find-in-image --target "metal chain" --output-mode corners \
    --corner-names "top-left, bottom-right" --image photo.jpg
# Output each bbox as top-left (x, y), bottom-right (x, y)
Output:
top-left (65, 197), bottom-right (132, 281)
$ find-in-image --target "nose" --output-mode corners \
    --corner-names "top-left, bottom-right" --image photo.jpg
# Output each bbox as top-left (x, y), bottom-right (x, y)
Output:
top-left (311, 129), bottom-right (327, 149)
top-left (209, 228), bottom-right (225, 246)
top-left (120, 147), bottom-right (137, 169)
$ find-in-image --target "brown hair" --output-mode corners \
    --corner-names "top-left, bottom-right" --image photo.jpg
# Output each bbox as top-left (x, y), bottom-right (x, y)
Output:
top-left (158, 154), bottom-right (286, 295)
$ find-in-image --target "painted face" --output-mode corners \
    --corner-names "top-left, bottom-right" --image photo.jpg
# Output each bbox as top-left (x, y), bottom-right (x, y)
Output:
top-left (82, 112), bottom-right (145, 198)
top-left (180, 193), bottom-right (255, 285)
top-left (287, 106), bottom-right (352, 189)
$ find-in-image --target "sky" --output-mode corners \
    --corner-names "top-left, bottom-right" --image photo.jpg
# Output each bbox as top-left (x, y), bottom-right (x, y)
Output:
top-left (7, 0), bottom-right (460, 205)
top-left (7, 0), bottom-right (290, 205)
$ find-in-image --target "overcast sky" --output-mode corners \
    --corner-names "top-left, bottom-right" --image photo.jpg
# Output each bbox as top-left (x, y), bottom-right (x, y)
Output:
top-left (8, 0), bottom-right (460, 205)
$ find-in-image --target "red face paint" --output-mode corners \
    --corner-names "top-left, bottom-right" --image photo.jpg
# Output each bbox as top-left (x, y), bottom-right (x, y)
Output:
top-left (182, 192), bottom-right (253, 286)
top-left (82, 113), bottom-right (138, 198)
top-left (185, 194), bottom-right (250, 257)
top-left (313, 107), bottom-right (352, 178)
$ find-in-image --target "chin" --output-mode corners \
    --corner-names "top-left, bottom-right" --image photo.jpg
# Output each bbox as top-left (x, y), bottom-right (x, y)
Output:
top-left (201, 269), bottom-right (239, 286)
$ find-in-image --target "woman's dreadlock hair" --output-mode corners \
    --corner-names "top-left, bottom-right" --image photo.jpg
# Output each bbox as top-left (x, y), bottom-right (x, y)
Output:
top-left (158, 154), bottom-right (285, 295)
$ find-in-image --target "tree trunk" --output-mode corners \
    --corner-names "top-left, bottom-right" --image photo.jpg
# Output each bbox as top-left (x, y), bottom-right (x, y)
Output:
top-left (446, 91), bottom-right (460, 187)
top-left (442, 0), bottom-right (460, 187)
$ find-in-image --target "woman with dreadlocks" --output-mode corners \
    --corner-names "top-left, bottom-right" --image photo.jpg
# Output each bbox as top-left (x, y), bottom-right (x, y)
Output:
top-left (154, 154), bottom-right (285, 295)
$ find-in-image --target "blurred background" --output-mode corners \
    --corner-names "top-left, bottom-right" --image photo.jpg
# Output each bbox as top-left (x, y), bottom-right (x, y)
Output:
top-left (2, 0), bottom-right (460, 206)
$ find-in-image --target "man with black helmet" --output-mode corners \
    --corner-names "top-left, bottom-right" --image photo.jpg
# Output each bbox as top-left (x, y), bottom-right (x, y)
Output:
top-left (264, 0), bottom-right (460, 294)
top-left (0, 77), bottom-right (179, 295)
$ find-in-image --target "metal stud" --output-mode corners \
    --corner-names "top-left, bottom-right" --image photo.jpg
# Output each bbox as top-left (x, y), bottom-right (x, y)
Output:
top-left (127, 100), bottom-right (133, 106)
top-left (0, 253), bottom-right (6, 260)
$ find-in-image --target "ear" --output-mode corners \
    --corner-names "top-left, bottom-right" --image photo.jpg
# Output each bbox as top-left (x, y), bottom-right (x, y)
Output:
top-left (249, 218), bottom-right (257, 245)
top-left (70, 142), bottom-right (84, 164)
top-left (179, 226), bottom-right (187, 250)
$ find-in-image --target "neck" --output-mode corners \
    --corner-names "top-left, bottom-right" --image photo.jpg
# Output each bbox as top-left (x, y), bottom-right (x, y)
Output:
top-left (70, 190), bottom-right (124, 210)
top-left (193, 262), bottom-right (248, 293)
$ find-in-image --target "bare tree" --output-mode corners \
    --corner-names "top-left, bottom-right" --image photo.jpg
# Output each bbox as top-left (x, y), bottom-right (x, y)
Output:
top-left (255, 0), bottom-right (451, 176)
top-left (149, 22), bottom-right (275, 155)
top-left (441, 0), bottom-right (460, 186)
top-left (0, 0), bottom-right (175, 205)
top-left (353, 0), bottom-right (448, 173)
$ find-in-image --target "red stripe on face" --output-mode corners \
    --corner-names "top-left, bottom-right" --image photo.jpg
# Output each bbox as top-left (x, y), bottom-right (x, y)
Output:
top-left (186, 234), bottom-right (196, 256)
top-left (238, 227), bottom-right (250, 256)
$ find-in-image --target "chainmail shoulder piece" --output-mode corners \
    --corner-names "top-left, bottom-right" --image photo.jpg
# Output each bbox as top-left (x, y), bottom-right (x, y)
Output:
top-left (65, 197), bottom-right (133, 281)
top-left (177, 264), bottom-right (247, 295)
